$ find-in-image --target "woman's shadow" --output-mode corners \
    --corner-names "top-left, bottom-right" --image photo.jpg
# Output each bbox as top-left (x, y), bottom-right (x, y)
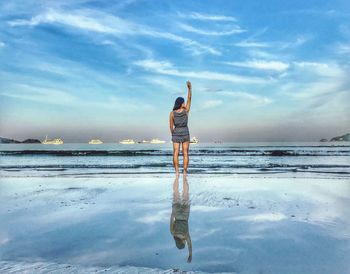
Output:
top-left (170, 174), bottom-right (192, 263)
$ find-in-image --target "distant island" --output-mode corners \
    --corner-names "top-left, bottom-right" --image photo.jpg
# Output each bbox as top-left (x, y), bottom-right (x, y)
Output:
top-left (0, 137), bottom-right (41, 144)
top-left (319, 133), bottom-right (350, 142)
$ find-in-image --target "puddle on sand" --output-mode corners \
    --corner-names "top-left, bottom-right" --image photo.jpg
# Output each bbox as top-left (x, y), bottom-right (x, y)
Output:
top-left (0, 176), bottom-right (350, 274)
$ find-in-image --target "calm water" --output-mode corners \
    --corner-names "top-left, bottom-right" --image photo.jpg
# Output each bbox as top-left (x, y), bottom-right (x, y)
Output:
top-left (0, 176), bottom-right (349, 273)
top-left (1, 142), bottom-right (349, 177)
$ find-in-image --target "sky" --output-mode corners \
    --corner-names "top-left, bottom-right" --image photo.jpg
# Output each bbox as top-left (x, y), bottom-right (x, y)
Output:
top-left (0, 0), bottom-right (349, 142)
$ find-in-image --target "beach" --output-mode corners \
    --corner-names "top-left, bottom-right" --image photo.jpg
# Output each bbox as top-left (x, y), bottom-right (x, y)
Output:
top-left (1, 143), bottom-right (350, 273)
top-left (2, 0), bottom-right (350, 272)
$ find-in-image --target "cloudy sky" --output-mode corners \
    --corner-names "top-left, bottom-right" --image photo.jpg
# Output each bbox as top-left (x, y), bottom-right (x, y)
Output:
top-left (0, 0), bottom-right (349, 142)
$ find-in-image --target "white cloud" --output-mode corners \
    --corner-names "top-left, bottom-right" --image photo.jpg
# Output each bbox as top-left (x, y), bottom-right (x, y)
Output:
top-left (201, 100), bottom-right (223, 109)
top-left (1, 83), bottom-right (152, 111)
top-left (279, 35), bottom-right (310, 49)
top-left (217, 90), bottom-right (273, 104)
top-left (145, 77), bottom-right (184, 95)
top-left (179, 23), bottom-right (245, 36)
top-left (1, 84), bottom-right (78, 105)
top-left (22, 58), bottom-right (129, 89)
top-left (292, 62), bottom-right (345, 78)
top-left (336, 43), bottom-right (350, 54)
top-left (280, 81), bottom-right (343, 99)
top-left (182, 12), bottom-right (237, 22)
top-left (134, 59), bottom-right (269, 84)
top-left (277, 61), bottom-right (349, 117)
top-left (8, 9), bottom-right (129, 33)
top-left (226, 60), bottom-right (290, 72)
top-left (0, 41), bottom-right (5, 47)
top-left (145, 30), bottom-right (221, 55)
top-left (246, 49), bottom-right (279, 59)
top-left (233, 41), bottom-right (270, 48)
top-left (8, 9), bottom-right (220, 55)
top-left (234, 35), bottom-right (309, 50)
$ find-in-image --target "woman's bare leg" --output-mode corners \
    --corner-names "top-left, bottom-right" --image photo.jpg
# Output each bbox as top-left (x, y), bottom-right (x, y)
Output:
top-left (173, 142), bottom-right (180, 174)
top-left (182, 141), bottom-right (190, 174)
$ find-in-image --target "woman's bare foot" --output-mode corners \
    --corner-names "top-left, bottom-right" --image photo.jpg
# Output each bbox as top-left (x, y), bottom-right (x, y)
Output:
top-left (183, 169), bottom-right (187, 175)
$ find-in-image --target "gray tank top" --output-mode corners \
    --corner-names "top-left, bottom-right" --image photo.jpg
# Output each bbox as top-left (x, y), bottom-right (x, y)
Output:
top-left (173, 110), bottom-right (189, 136)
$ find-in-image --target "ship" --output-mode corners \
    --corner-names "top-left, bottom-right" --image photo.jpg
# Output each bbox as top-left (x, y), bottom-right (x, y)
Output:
top-left (42, 135), bottom-right (64, 145)
top-left (119, 139), bottom-right (135, 144)
top-left (137, 140), bottom-right (149, 144)
top-left (88, 139), bottom-right (103, 145)
top-left (190, 137), bottom-right (199, 144)
top-left (150, 138), bottom-right (166, 144)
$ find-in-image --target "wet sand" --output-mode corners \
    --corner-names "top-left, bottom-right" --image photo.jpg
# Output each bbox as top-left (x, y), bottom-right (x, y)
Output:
top-left (0, 175), bottom-right (350, 273)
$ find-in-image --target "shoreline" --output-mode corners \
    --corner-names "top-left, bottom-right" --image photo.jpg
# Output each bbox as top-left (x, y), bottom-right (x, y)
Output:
top-left (0, 260), bottom-right (211, 274)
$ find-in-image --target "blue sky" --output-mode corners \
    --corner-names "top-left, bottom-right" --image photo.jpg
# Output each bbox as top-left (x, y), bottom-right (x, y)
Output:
top-left (0, 0), bottom-right (349, 142)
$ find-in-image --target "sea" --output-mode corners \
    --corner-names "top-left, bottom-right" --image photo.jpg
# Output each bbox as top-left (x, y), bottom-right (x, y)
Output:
top-left (1, 142), bottom-right (350, 273)
top-left (1, 142), bottom-right (349, 178)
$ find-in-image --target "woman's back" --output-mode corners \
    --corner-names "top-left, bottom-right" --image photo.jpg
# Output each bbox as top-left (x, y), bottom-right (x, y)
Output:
top-left (173, 110), bottom-right (188, 128)
top-left (172, 110), bottom-right (189, 139)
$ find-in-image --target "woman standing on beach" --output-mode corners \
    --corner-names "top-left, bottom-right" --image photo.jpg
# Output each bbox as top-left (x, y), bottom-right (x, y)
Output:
top-left (169, 81), bottom-right (192, 174)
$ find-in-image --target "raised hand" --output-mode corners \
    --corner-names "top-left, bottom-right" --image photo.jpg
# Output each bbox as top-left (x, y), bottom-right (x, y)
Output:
top-left (185, 81), bottom-right (192, 112)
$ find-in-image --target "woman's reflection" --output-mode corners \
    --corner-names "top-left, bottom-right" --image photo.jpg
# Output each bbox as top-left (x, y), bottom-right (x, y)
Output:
top-left (170, 174), bottom-right (192, 263)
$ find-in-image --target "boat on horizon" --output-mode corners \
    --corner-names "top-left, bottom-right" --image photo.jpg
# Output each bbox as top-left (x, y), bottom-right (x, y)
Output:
top-left (120, 139), bottom-right (135, 144)
top-left (137, 140), bottom-right (149, 144)
top-left (150, 138), bottom-right (166, 144)
top-left (42, 135), bottom-right (64, 145)
top-left (88, 139), bottom-right (103, 145)
top-left (190, 137), bottom-right (199, 144)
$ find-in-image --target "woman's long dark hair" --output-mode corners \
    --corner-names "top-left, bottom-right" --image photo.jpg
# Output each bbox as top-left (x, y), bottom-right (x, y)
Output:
top-left (173, 97), bottom-right (185, 110)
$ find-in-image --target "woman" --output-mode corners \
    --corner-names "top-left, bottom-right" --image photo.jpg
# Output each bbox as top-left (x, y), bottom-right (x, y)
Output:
top-left (170, 174), bottom-right (192, 263)
top-left (169, 81), bottom-right (192, 174)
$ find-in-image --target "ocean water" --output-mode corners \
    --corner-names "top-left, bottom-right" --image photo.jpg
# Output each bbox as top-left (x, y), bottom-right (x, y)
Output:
top-left (1, 142), bottom-right (349, 177)
top-left (1, 143), bottom-right (350, 273)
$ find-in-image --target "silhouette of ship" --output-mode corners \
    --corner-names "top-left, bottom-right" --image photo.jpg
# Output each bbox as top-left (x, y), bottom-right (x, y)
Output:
top-left (120, 139), bottom-right (135, 144)
top-left (137, 140), bottom-right (149, 144)
top-left (150, 138), bottom-right (166, 144)
top-left (190, 137), bottom-right (199, 144)
top-left (42, 135), bottom-right (63, 145)
top-left (88, 139), bottom-right (103, 145)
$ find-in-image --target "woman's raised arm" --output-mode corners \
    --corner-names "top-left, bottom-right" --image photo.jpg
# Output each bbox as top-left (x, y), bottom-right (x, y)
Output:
top-left (185, 81), bottom-right (192, 112)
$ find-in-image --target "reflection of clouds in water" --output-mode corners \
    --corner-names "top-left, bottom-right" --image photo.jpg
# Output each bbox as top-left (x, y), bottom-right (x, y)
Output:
top-left (236, 234), bottom-right (264, 240)
top-left (193, 246), bottom-right (242, 258)
top-left (185, 178), bottom-right (350, 253)
top-left (192, 228), bottom-right (221, 241)
top-left (73, 250), bottom-right (119, 265)
top-left (230, 213), bottom-right (287, 222)
top-left (191, 205), bottom-right (220, 212)
top-left (0, 232), bottom-right (9, 245)
top-left (1, 176), bottom-right (350, 273)
top-left (136, 209), bottom-right (169, 224)
top-left (184, 178), bottom-right (350, 240)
